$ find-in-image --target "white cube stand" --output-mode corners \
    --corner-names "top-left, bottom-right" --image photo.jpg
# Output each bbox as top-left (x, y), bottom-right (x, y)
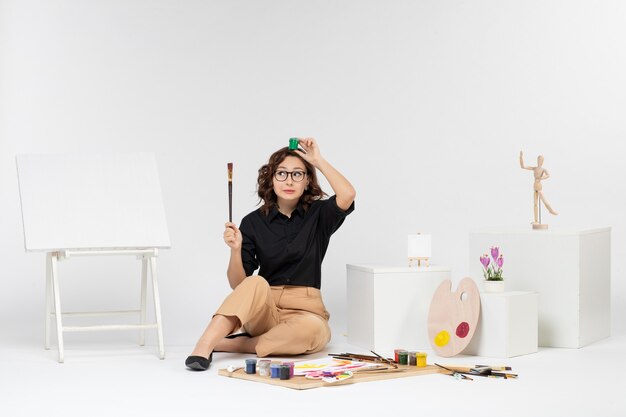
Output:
top-left (347, 264), bottom-right (451, 353)
top-left (465, 291), bottom-right (538, 358)
top-left (469, 228), bottom-right (611, 348)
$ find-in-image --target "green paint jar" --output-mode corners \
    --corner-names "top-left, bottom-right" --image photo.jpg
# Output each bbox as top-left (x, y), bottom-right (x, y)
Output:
top-left (398, 350), bottom-right (408, 365)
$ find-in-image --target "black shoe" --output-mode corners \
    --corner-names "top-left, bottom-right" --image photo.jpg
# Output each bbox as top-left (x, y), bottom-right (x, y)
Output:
top-left (185, 353), bottom-right (212, 371)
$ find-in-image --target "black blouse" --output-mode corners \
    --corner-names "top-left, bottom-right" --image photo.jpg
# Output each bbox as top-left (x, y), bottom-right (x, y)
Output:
top-left (239, 195), bottom-right (354, 289)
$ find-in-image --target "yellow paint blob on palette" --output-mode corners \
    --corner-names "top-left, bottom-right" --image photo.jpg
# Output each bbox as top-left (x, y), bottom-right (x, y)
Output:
top-left (427, 278), bottom-right (480, 357)
top-left (434, 330), bottom-right (450, 347)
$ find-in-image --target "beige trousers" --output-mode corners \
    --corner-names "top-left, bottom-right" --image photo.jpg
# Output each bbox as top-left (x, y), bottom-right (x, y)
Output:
top-left (214, 275), bottom-right (331, 357)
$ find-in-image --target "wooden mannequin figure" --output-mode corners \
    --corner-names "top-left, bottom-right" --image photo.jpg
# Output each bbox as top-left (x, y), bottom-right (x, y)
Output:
top-left (520, 151), bottom-right (558, 230)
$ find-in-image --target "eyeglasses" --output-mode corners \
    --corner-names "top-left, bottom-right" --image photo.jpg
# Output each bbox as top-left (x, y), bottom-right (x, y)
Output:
top-left (274, 170), bottom-right (307, 182)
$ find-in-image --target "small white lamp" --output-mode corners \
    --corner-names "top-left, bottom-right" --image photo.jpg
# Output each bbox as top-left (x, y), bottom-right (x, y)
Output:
top-left (408, 233), bottom-right (431, 267)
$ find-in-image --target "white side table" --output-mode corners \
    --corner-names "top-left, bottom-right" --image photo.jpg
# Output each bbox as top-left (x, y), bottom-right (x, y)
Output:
top-left (346, 264), bottom-right (451, 353)
top-left (470, 228), bottom-right (610, 348)
top-left (465, 291), bottom-right (538, 358)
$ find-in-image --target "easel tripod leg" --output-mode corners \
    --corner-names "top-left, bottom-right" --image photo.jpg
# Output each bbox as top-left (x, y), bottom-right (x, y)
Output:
top-left (45, 253), bottom-right (52, 350)
top-left (50, 253), bottom-right (65, 363)
top-left (149, 257), bottom-right (165, 359)
top-left (139, 258), bottom-right (147, 346)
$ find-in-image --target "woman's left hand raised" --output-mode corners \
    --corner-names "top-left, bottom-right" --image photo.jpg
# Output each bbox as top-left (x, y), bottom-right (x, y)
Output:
top-left (297, 137), bottom-right (323, 168)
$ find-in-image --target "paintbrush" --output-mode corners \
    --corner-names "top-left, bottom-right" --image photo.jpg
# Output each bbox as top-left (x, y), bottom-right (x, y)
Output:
top-left (437, 364), bottom-right (517, 379)
top-left (329, 352), bottom-right (397, 363)
top-left (227, 162), bottom-right (233, 222)
top-left (329, 355), bottom-right (396, 369)
top-left (330, 355), bottom-right (382, 363)
top-left (434, 363), bottom-right (473, 381)
top-left (328, 352), bottom-right (398, 367)
top-left (442, 365), bottom-right (517, 378)
top-left (475, 365), bottom-right (512, 371)
top-left (442, 365), bottom-right (492, 374)
top-left (370, 350), bottom-right (398, 368)
top-left (490, 372), bottom-right (518, 379)
top-left (352, 366), bottom-right (406, 374)
top-left (449, 364), bottom-right (513, 372)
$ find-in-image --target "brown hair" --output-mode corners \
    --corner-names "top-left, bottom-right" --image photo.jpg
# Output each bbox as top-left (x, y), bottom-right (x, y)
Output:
top-left (257, 147), bottom-right (326, 215)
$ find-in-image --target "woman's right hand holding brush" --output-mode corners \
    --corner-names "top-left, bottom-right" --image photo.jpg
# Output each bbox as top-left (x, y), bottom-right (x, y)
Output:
top-left (224, 222), bottom-right (243, 251)
top-left (225, 222), bottom-right (246, 288)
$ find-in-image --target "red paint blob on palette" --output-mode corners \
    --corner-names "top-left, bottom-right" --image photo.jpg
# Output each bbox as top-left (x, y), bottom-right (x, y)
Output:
top-left (456, 322), bottom-right (470, 338)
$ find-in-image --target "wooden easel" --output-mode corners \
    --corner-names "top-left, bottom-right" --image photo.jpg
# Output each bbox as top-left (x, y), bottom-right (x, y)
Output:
top-left (407, 233), bottom-right (431, 267)
top-left (408, 257), bottom-right (429, 267)
top-left (17, 153), bottom-right (171, 362)
top-left (45, 249), bottom-right (164, 363)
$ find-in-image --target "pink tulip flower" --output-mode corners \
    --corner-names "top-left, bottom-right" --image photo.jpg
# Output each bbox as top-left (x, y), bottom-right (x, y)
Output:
top-left (480, 254), bottom-right (490, 269)
top-left (496, 255), bottom-right (504, 269)
top-left (491, 246), bottom-right (499, 260)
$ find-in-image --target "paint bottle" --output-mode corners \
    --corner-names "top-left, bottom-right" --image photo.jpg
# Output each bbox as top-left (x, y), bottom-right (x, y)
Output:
top-left (416, 352), bottom-right (427, 367)
top-left (398, 350), bottom-right (409, 365)
top-left (279, 365), bottom-right (291, 380)
top-left (408, 351), bottom-right (417, 366)
top-left (258, 359), bottom-right (271, 376)
top-left (394, 348), bottom-right (406, 363)
top-left (289, 138), bottom-right (299, 150)
top-left (245, 358), bottom-right (257, 374)
top-left (270, 363), bottom-right (281, 378)
top-left (282, 361), bottom-right (295, 378)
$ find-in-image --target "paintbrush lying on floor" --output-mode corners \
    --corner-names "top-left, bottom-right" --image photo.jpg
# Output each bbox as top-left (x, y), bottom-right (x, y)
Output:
top-left (437, 364), bottom-right (518, 379)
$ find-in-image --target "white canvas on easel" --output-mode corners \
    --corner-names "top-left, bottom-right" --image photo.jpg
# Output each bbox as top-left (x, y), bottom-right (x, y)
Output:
top-left (16, 152), bottom-right (171, 362)
top-left (17, 153), bottom-right (171, 251)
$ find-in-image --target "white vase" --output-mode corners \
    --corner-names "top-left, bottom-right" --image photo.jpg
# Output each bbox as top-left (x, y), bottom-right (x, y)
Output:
top-left (484, 280), bottom-right (504, 293)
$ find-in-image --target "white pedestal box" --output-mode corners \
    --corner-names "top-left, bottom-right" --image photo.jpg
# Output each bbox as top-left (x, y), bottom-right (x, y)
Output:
top-left (465, 291), bottom-right (538, 358)
top-left (346, 264), bottom-right (451, 353)
top-left (469, 228), bottom-right (611, 348)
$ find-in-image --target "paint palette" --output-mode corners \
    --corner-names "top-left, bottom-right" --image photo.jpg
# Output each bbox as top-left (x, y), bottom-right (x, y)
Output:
top-left (427, 278), bottom-right (480, 357)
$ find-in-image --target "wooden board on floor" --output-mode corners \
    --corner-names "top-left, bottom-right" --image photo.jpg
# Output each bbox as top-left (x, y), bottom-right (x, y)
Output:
top-left (218, 365), bottom-right (441, 390)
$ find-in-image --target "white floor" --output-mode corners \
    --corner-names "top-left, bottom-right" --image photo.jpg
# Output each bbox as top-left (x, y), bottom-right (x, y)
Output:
top-left (2, 333), bottom-right (625, 417)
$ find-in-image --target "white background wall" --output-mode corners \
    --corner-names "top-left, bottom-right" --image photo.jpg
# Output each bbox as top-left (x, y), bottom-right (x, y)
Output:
top-left (1, 0), bottom-right (624, 348)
